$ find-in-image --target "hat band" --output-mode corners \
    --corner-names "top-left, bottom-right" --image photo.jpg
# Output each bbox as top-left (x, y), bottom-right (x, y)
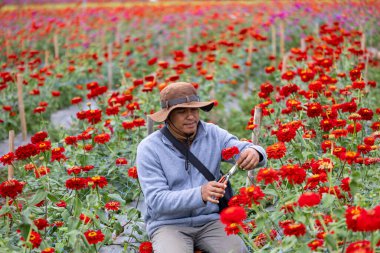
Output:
top-left (161, 95), bottom-right (200, 109)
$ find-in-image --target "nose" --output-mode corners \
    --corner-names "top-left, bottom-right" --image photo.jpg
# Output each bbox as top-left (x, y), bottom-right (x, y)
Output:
top-left (185, 108), bottom-right (198, 118)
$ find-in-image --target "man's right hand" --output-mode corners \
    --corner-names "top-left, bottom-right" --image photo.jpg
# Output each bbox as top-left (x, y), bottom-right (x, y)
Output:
top-left (201, 181), bottom-right (226, 204)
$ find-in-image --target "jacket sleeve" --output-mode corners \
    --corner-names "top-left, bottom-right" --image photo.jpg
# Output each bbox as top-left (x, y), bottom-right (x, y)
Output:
top-left (216, 124), bottom-right (267, 168)
top-left (136, 141), bottom-right (207, 216)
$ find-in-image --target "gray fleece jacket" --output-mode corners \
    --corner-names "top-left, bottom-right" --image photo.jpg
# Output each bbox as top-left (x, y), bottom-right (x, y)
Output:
top-left (136, 120), bottom-right (267, 237)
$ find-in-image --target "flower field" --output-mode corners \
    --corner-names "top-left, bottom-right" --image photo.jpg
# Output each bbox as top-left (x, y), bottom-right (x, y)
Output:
top-left (1, 1), bottom-right (380, 252)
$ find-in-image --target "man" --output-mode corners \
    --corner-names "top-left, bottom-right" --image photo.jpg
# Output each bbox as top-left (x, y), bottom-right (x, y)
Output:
top-left (136, 82), bottom-right (267, 253)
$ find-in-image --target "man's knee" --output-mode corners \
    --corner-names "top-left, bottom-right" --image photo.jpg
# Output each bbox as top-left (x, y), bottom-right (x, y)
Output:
top-left (151, 226), bottom-right (194, 253)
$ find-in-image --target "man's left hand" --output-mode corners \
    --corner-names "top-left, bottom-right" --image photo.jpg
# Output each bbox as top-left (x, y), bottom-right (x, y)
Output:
top-left (236, 148), bottom-right (260, 170)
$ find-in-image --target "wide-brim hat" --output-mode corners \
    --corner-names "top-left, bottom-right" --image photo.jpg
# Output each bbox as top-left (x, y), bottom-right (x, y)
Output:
top-left (149, 82), bottom-right (214, 122)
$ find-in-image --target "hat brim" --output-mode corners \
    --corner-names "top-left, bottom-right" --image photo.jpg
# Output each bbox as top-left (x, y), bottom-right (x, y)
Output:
top-left (149, 101), bottom-right (214, 122)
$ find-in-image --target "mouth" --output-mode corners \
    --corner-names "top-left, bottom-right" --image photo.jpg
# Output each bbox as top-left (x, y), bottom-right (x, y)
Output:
top-left (184, 122), bottom-right (197, 128)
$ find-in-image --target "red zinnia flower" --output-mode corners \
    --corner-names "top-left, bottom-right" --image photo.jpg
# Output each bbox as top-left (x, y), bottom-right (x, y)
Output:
top-left (279, 164), bottom-right (306, 185)
top-left (308, 239), bottom-right (324, 251)
top-left (224, 222), bottom-right (242, 235)
top-left (41, 248), bottom-right (55, 253)
top-left (220, 206), bottom-right (247, 225)
top-left (105, 201), bottom-right (120, 211)
top-left (116, 158), bottom-right (128, 165)
top-left (345, 206), bottom-right (365, 231)
top-left (340, 151), bottom-right (359, 164)
top-left (276, 127), bottom-right (297, 142)
top-left (133, 118), bottom-right (145, 127)
top-left (71, 96), bottom-right (82, 105)
top-left (240, 185), bottom-right (265, 205)
top-left (56, 200), bottom-right (67, 208)
top-left (221, 146), bottom-right (240, 161)
top-left (0, 152), bottom-right (15, 165)
top-left (266, 142), bottom-right (287, 159)
top-left (347, 122), bottom-right (362, 134)
top-left (80, 213), bottom-right (91, 224)
top-left (281, 221), bottom-right (306, 237)
top-left (31, 131), bottom-right (48, 144)
top-left (84, 229), bottom-right (105, 244)
top-left (64, 136), bottom-right (78, 146)
top-left (357, 108), bottom-right (373, 121)
top-left (89, 176), bottom-right (108, 189)
top-left (34, 218), bottom-right (49, 230)
top-left (256, 168), bottom-right (279, 185)
top-left (94, 133), bottom-right (110, 144)
top-left (15, 143), bottom-right (39, 160)
top-left (21, 230), bottom-right (42, 248)
top-left (34, 166), bottom-right (51, 178)
top-left (122, 121), bottom-right (135, 130)
top-left (0, 179), bottom-right (25, 198)
top-left (298, 192), bottom-right (321, 207)
top-left (345, 240), bottom-right (373, 253)
top-left (128, 166), bottom-right (138, 179)
top-left (139, 241), bottom-right (153, 253)
top-left (65, 177), bottom-right (88, 190)
top-left (306, 102), bottom-right (323, 118)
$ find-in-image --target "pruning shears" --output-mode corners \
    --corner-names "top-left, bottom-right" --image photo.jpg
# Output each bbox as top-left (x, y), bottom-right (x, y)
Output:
top-left (218, 163), bottom-right (238, 184)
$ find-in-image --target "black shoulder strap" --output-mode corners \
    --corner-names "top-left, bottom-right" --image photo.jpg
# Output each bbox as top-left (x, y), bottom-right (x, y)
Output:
top-left (160, 126), bottom-right (216, 181)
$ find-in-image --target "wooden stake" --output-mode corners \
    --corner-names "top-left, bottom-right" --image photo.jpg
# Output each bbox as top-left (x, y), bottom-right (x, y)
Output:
top-left (115, 23), bottom-right (121, 46)
top-left (107, 43), bottom-right (113, 90)
top-left (53, 34), bottom-right (59, 60)
top-left (361, 33), bottom-right (366, 52)
top-left (247, 106), bottom-right (262, 186)
top-left (65, 36), bottom-right (69, 58)
top-left (45, 50), bottom-right (49, 66)
top-left (147, 117), bottom-right (154, 135)
top-left (271, 25), bottom-right (276, 57)
top-left (281, 52), bottom-right (290, 75)
top-left (244, 38), bottom-right (254, 92)
top-left (158, 32), bottom-right (164, 59)
top-left (364, 53), bottom-right (369, 83)
top-left (279, 21), bottom-right (285, 57)
top-left (300, 37), bottom-right (306, 51)
top-left (185, 25), bottom-right (192, 53)
top-left (16, 74), bottom-right (27, 141)
top-left (8, 130), bottom-right (15, 180)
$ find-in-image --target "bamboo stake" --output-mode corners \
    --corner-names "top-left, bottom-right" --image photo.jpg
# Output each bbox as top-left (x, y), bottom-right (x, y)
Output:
top-left (147, 117), bottom-right (154, 135)
top-left (107, 43), bottom-right (113, 90)
top-left (8, 130), bottom-right (15, 180)
top-left (271, 25), bottom-right (276, 57)
top-left (244, 38), bottom-right (254, 92)
top-left (247, 106), bottom-right (262, 186)
top-left (185, 25), bottom-right (192, 53)
top-left (281, 52), bottom-right (290, 75)
top-left (115, 23), bottom-right (121, 46)
top-left (158, 31), bottom-right (164, 59)
top-left (300, 37), bottom-right (306, 51)
top-left (16, 74), bottom-right (27, 141)
top-left (65, 36), bottom-right (69, 58)
top-left (6, 29), bottom-right (11, 58)
top-left (361, 33), bottom-right (366, 52)
top-left (364, 53), bottom-right (369, 84)
top-left (279, 21), bottom-right (285, 58)
top-left (53, 33), bottom-right (59, 60)
top-left (44, 50), bottom-right (49, 66)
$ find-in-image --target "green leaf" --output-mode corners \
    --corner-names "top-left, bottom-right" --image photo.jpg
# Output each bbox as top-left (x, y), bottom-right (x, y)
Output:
top-left (73, 197), bottom-right (82, 217)
top-left (29, 190), bottom-right (47, 206)
top-left (19, 223), bottom-right (31, 241)
top-left (0, 205), bottom-right (11, 216)
top-left (47, 193), bottom-right (60, 203)
top-left (108, 193), bottom-right (126, 205)
top-left (325, 233), bottom-right (337, 250)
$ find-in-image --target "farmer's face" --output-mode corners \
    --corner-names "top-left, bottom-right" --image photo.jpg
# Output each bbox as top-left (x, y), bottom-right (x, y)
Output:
top-left (169, 108), bottom-right (199, 135)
